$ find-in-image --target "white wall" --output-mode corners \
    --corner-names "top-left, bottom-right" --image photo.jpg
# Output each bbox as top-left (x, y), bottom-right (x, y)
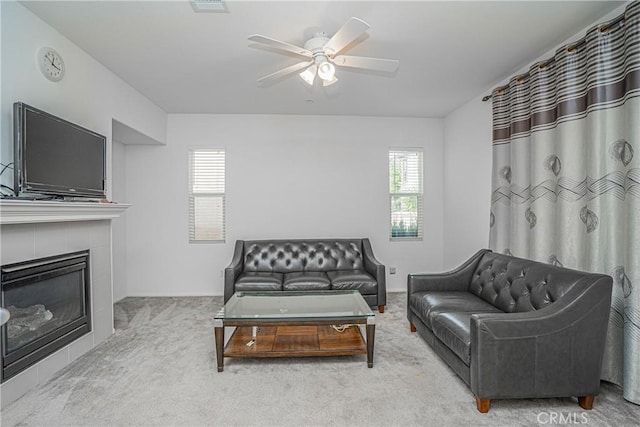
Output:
top-left (111, 141), bottom-right (127, 301)
top-left (124, 114), bottom-right (443, 296)
top-left (0, 1), bottom-right (167, 304)
top-left (442, 95), bottom-right (493, 269)
top-left (0, 1), bottom-right (167, 194)
top-left (7, 0), bottom-right (624, 299)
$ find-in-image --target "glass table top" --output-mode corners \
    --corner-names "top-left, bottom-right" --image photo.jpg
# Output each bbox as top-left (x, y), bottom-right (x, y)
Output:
top-left (216, 290), bottom-right (374, 321)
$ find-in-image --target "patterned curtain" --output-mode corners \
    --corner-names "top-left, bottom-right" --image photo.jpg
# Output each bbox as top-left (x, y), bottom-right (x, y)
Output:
top-left (489, 1), bottom-right (640, 404)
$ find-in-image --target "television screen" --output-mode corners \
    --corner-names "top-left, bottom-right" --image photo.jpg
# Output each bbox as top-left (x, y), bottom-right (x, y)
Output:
top-left (14, 103), bottom-right (106, 198)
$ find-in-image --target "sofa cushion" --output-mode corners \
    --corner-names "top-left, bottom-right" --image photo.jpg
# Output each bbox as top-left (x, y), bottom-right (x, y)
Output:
top-left (242, 240), bottom-right (364, 273)
top-left (327, 270), bottom-right (377, 294)
top-left (235, 272), bottom-right (283, 292)
top-left (469, 253), bottom-right (587, 313)
top-left (283, 272), bottom-right (331, 291)
top-left (409, 291), bottom-right (501, 328)
top-left (430, 312), bottom-right (474, 366)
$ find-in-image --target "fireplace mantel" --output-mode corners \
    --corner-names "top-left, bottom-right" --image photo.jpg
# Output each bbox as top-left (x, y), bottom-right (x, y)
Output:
top-left (0, 199), bottom-right (130, 224)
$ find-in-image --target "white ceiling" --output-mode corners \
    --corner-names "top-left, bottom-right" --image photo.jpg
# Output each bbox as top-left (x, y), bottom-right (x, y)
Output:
top-left (21, 0), bottom-right (626, 118)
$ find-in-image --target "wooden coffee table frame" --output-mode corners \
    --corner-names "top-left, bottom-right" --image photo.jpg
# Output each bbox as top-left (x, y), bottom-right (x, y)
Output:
top-left (214, 317), bottom-right (375, 372)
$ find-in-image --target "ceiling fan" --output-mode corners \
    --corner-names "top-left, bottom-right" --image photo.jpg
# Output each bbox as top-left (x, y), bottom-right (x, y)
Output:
top-left (248, 17), bottom-right (399, 87)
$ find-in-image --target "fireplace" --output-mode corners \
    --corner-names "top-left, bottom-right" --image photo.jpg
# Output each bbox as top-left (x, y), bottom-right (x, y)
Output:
top-left (1, 250), bottom-right (91, 382)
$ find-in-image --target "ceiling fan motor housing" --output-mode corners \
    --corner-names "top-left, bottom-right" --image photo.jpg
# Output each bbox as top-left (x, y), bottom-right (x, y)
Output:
top-left (304, 33), bottom-right (334, 60)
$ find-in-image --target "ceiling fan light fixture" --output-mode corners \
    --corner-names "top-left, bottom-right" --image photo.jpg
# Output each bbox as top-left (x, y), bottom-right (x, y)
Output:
top-left (300, 64), bottom-right (317, 85)
top-left (191, 0), bottom-right (228, 13)
top-left (322, 75), bottom-right (338, 87)
top-left (317, 61), bottom-right (335, 81)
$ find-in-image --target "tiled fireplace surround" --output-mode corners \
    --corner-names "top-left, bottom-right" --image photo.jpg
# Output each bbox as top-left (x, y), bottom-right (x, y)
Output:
top-left (0, 201), bottom-right (128, 408)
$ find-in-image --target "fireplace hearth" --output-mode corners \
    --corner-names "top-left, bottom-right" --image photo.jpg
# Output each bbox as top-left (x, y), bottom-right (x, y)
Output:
top-left (1, 250), bottom-right (91, 382)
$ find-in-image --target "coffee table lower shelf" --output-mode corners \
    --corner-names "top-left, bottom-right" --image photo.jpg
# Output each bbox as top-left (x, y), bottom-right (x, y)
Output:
top-left (220, 325), bottom-right (368, 365)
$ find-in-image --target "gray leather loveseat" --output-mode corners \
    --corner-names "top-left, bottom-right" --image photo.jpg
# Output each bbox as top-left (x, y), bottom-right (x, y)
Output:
top-left (225, 238), bottom-right (386, 312)
top-left (407, 249), bottom-right (612, 413)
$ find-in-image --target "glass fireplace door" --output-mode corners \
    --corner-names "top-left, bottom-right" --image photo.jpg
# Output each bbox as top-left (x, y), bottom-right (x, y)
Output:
top-left (1, 250), bottom-right (91, 381)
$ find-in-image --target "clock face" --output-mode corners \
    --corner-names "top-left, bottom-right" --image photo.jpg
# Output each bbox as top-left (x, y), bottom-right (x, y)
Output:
top-left (38, 47), bottom-right (65, 82)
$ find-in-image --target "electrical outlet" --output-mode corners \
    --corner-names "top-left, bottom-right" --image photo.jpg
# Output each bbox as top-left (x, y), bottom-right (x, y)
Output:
top-left (390, 266), bottom-right (396, 275)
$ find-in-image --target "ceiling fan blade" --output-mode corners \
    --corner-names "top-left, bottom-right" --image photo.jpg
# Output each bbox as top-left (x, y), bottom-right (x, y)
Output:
top-left (248, 34), bottom-right (312, 58)
top-left (333, 55), bottom-right (399, 73)
top-left (257, 60), bottom-right (314, 84)
top-left (323, 17), bottom-right (370, 56)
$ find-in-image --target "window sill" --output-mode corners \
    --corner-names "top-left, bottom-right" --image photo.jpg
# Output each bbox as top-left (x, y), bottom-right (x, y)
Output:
top-left (390, 237), bottom-right (423, 242)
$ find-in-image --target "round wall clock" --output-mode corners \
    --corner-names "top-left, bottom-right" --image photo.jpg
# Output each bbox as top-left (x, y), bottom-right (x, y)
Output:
top-left (37, 47), bottom-right (65, 82)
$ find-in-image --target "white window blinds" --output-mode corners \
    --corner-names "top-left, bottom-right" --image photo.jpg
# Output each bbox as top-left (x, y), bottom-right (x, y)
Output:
top-left (188, 148), bottom-right (225, 242)
top-left (389, 149), bottom-right (423, 240)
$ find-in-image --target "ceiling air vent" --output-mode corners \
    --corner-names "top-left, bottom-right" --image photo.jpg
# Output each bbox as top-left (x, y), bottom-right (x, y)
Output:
top-left (191, 0), bottom-right (228, 13)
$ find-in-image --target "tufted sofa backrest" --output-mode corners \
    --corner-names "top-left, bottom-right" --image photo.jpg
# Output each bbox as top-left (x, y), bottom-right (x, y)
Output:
top-left (243, 239), bottom-right (364, 273)
top-left (469, 252), bottom-right (592, 313)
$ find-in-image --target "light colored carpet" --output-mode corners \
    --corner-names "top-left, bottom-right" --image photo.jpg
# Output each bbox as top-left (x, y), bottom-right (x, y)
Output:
top-left (1, 292), bottom-right (639, 426)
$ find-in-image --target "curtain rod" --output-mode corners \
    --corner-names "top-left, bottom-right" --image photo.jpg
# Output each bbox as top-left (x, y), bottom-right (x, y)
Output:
top-left (481, 10), bottom-right (627, 103)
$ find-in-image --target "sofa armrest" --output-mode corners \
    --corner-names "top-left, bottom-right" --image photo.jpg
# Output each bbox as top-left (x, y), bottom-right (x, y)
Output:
top-left (469, 275), bottom-right (613, 399)
top-left (224, 240), bottom-right (244, 303)
top-left (407, 249), bottom-right (490, 295)
top-left (362, 238), bottom-right (386, 306)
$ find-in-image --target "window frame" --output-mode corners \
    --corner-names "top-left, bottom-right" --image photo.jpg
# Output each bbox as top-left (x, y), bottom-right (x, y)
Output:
top-left (389, 148), bottom-right (424, 241)
top-left (188, 147), bottom-right (226, 243)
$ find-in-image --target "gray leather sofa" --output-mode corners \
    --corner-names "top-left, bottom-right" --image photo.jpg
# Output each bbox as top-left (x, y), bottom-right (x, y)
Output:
top-left (225, 239), bottom-right (386, 312)
top-left (407, 249), bottom-right (612, 413)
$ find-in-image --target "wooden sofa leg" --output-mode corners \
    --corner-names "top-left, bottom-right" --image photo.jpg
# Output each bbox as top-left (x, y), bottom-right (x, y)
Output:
top-left (476, 397), bottom-right (491, 413)
top-left (410, 323), bottom-right (416, 332)
top-left (578, 396), bottom-right (595, 410)
top-left (378, 305), bottom-right (385, 313)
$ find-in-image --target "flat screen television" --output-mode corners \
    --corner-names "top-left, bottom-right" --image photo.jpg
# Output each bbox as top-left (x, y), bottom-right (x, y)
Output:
top-left (13, 102), bottom-right (106, 199)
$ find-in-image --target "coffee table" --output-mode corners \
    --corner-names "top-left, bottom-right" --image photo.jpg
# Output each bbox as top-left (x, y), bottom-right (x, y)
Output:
top-left (213, 290), bottom-right (376, 372)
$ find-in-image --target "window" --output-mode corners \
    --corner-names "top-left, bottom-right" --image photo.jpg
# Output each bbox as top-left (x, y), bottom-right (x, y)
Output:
top-left (188, 148), bottom-right (225, 242)
top-left (389, 149), bottom-right (423, 239)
